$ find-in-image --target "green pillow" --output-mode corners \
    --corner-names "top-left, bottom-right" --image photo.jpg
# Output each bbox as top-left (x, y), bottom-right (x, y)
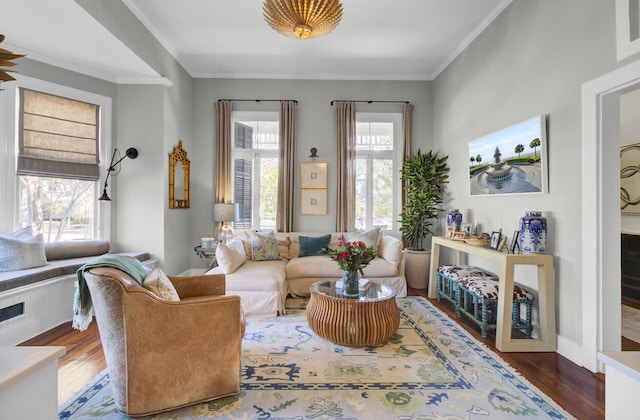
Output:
top-left (298, 234), bottom-right (331, 257)
top-left (251, 231), bottom-right (282, 261)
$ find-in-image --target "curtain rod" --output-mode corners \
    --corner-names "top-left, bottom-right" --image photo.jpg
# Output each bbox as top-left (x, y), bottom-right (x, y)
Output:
top-left (330, 100), bottom-right (410, 106)
top-left (217, 99), bottom-right (298, 103)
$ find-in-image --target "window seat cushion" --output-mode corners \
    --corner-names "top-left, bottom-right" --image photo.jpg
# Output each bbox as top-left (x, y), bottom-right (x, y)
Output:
top-left (0, 251), bottom-right (150, 293)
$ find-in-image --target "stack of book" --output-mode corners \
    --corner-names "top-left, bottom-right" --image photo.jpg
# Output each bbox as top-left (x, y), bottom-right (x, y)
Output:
top-left (335, 278), bottom-right (370, 291)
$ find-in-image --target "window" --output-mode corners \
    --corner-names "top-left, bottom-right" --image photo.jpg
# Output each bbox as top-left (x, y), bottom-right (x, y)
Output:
top-left (355, 113), bottom-right (402, 233)
top-left (232, 111), bottom-right (279, 230)
top-left (0, 76), bottom-right (111, 241)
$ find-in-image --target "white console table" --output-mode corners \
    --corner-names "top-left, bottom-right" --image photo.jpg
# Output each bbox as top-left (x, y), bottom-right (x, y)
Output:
top-left (428, 236), bottom-right (556, 352)
top-left (0, 346), bottom-right (66, 419)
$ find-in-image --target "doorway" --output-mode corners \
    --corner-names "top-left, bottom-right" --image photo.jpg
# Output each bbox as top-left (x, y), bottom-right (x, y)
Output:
top-left (582, 59), bottom-right (640, 371)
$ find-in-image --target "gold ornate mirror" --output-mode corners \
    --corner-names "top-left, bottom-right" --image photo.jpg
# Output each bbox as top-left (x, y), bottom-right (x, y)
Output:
top-left (169, 140), bottom-right (190, 208)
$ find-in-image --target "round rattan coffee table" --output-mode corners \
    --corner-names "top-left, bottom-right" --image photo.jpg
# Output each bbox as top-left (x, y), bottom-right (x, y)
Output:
top-left (306, 280), bottom-right (400, 347)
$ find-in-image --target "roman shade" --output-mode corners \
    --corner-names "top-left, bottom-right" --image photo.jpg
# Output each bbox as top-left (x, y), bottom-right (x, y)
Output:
top-left (17, 88), bottom-right (100, 180)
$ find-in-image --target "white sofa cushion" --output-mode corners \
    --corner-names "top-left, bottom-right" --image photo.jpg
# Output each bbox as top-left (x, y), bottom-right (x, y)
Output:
top-left (286, 255), bottom-right (398, 279)
top-left (379, 234), bottom-right (403, 267)
top-left (215, 238), bottom-right (246, 274)
top-left (211, 260), bottom-right (287, 292)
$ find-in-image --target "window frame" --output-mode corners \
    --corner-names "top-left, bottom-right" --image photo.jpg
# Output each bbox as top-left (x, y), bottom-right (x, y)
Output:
top-left (0, 75), bottom-right (112, 240)
top-left (231, 110), bottom-right (279, 230)
top-left (355, 112), bottom-right (403, 235)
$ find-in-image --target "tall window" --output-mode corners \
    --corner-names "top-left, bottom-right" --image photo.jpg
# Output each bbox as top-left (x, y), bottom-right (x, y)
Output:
top-left (355, 113), bottom-right (402, 232)
top-left (232, 111), bottom-right (279, 230)
top-left (0, 76), bottom-right (111, 241)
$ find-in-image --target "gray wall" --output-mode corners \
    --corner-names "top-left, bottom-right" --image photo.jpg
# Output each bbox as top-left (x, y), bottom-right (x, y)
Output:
top-left (432, 0), bottom-right (619, 356)
top-left (188, 79), bottom-right (432, 267)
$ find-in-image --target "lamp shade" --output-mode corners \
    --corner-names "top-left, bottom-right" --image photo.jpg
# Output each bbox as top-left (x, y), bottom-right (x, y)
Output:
top-left (213, 203), bottom-right (238, 222)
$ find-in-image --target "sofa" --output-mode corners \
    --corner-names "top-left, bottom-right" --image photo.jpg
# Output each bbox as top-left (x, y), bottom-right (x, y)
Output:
top-left (205, 229), bottom-right (407, 317)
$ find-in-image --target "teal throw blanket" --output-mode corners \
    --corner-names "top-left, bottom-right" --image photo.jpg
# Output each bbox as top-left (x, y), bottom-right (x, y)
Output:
top-left (73, 254), bottom-right (148, 331)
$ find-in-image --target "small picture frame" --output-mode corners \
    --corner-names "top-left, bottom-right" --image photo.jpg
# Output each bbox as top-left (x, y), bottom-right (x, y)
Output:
top-left (489, 231), bottom-right (502, 250)
top-left (510, 230), bottom-right (520, 254)
top-left (445, 226), bottom-right (456, 238)
top-left (453, 231), bottom-right (468, 241)
top-left (461, 223), bottom-right (472, 236)
top-left (498, 235), bottom-right (508, 252)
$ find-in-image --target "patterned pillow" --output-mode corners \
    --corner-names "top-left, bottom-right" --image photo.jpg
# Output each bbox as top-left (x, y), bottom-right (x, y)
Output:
top-left (10, 226), bottom-right (34, 240)
top-left (251, 231), bottom-right (282, 261)
top-left (216, 237), bottom-right (246, 274)
top-left (348, 228), bottom-right (382, 250)
top-left (0, 233), bottom-right (47, 272)
top-left (142, 268), bottom-right (180, 301)
top-left (298, 234), bottom-right (331, 257)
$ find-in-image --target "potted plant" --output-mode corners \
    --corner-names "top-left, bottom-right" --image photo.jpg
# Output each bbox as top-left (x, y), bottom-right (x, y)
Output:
top-left (399, 149), bottom-right (449, 289)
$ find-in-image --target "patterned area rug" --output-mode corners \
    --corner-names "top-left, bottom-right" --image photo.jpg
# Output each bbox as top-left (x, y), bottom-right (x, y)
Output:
top-left (59, 297), bottom-right (573, 419)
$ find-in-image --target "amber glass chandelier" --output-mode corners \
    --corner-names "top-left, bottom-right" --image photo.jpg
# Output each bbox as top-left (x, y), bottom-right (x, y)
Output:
top-left (263, 0), bottom-right (343, 40)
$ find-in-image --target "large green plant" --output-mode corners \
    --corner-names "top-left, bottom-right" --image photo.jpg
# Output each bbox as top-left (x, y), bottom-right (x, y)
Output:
top-left (399, 149), bottom-right (449, 250)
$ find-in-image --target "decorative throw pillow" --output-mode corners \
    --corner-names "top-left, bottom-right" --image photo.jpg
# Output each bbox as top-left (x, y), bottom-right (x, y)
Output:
top-left (142, 268), bottom-right (180, 301)
top-left (0, 233), bottom-right (47, 272)
top-left (348, 227), bottom-right (382, 250)
top-left (251, 231), bottom-right (282, 261)
top-left (298, 234), bottom-right (331, 257)
top-left (10, 226), bottom-right (34, 240)
top-left (215, 237), bottom-right (246, 274)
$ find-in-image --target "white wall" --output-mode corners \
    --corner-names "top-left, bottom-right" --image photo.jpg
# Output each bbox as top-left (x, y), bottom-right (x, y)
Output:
top-left (432, 0), bottom-right (620, 366)
top-left (189, 79), bottom-right (432, 267)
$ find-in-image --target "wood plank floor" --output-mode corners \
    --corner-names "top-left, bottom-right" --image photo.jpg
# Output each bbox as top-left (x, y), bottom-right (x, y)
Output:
top-left (20, 287), bottom-right (608, 418)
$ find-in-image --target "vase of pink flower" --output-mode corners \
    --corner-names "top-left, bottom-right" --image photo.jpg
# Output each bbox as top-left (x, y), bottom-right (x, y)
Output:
top-left (324, 235), bottom-right (376, 297)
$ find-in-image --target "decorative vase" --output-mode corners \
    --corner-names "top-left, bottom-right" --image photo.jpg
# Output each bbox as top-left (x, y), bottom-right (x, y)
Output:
top-left (405, 249), bottom-right (431, 289)
top-left (446, 209), bottom-right (463, 231)
top-left (518, 211), bottom-right (547, 254)
top-left (342, 270), bottom-right (360, 298)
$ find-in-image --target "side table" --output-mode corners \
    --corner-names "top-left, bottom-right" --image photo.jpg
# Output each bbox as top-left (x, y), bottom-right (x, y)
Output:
top-left (306, 280), bottom-right (400, 347)
top-left (194, 243), bottom-right (218, 268)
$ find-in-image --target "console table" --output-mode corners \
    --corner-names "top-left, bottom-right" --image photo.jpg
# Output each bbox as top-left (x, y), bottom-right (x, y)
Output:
top-left (428, 236), bottom-right (556, 352)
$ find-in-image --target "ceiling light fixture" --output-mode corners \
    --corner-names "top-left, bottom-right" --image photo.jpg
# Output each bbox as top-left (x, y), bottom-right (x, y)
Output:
top-left (263, 0), bottom-right (343, 40)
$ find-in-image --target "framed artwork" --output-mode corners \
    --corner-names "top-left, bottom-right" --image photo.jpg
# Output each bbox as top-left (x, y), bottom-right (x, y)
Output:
top-left (621, 142), bottom-right (640, 214)
top-left (510, 230), bottom-right (520, 253)
top-left (489, 231), bottom-right (502, 250)
top-left (452, 231), bottom-right (467, 241)
top-left (301, 162), bottom-right (328, 189)
top-left (461, 223), bottom-right (472, 236)
top-left (445, 226), bottom-right (456, 238)
top-left (301, 189), bottom-right (327, 215)
top-left (468, 115), bottom-right (548, 196)
top-left (615, 0), bottom-right (640, 61)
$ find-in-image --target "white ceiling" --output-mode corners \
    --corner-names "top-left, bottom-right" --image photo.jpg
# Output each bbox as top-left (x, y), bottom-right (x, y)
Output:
top-left (0, 0), bottom-right (511, 84)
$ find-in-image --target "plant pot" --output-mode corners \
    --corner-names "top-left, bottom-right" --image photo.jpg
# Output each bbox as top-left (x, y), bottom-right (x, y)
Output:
top-left (404, 249), bottom-right (431, 289)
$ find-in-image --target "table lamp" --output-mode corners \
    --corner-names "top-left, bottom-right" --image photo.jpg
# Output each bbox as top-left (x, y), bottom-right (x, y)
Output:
top-left (213, 202), bottom-right (238, 243)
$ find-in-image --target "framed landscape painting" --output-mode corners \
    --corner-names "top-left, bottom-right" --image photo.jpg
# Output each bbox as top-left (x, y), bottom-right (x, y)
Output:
top-left (468, 115), bottom-right (548, 196)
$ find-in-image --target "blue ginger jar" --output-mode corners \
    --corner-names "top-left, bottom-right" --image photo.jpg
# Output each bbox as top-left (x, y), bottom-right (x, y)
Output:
top-left (519, 211), bottom-right (547, 254)
top-left (446, 209), bottom-right (462, 231)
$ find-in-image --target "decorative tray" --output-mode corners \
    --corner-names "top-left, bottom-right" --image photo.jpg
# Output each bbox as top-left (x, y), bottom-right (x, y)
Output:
top-left (464, 238), bottom-right (490, 247)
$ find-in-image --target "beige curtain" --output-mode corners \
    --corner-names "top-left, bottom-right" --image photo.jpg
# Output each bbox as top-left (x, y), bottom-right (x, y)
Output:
top-left (277, 101), bottom-right (297, 232)
top-left (402, 102), bottom-right (414, 209)
top-left (335, 101), bottom-right (356, 232)
top-left (214, 100), bottom-right (233, 239)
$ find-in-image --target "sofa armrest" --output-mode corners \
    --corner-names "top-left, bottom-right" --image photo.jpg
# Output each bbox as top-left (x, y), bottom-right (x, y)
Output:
top-left (168, 273), bottom-right (226, 298)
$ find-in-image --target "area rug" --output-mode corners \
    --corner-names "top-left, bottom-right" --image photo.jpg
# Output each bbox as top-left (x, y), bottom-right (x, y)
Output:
top-left (59, 297), bottom-right (573, 419)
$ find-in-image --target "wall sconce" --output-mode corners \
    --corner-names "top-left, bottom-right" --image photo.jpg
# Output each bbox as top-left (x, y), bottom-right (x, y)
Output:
top-left (98, 147), bottom-right (139, 201)
top-left (213, 202), bottom-right (239, 242)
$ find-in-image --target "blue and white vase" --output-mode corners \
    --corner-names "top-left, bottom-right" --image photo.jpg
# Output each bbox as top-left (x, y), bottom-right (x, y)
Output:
top-left (518, 211), bottom-right (547, 254)
top-left (446, 209), bottom-right (463, 231)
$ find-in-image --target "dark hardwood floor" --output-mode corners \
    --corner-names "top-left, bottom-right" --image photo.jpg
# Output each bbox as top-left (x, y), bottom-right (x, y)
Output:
top-left (20, 287), bottom-right (609, 418)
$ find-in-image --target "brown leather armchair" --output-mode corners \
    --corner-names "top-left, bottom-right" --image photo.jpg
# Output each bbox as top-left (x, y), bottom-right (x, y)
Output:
top-left (84, 268), bottom-right (245, 417)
